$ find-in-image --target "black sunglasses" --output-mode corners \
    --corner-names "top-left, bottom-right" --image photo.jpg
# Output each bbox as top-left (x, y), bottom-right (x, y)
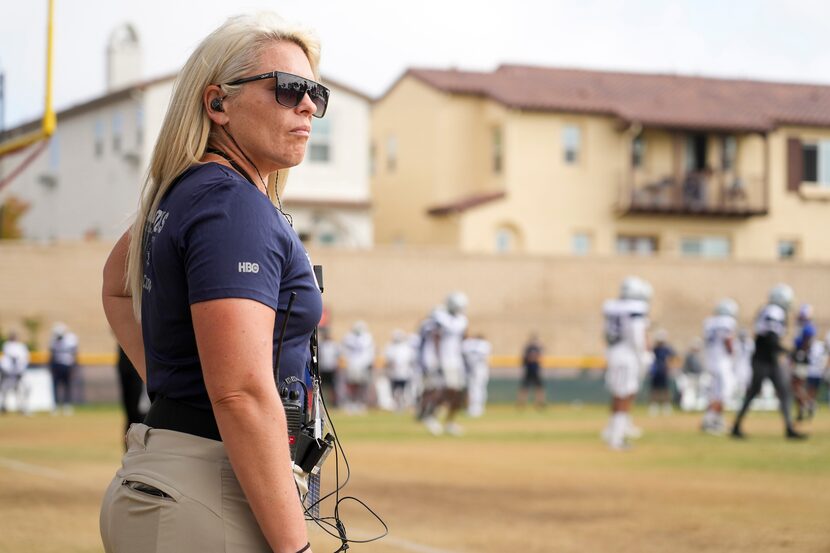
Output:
top-left (226, 70), bottom-right (329, 118)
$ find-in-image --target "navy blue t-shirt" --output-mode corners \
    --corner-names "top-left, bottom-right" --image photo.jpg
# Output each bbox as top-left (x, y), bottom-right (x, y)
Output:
top-left (650, 344), bottom-right (675, 379)
top-left (140, 163), bottom-right (322, 410)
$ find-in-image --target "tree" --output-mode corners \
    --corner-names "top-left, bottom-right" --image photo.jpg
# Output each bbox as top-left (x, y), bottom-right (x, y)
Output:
top-left (0, 195), bottom-right (30, 239)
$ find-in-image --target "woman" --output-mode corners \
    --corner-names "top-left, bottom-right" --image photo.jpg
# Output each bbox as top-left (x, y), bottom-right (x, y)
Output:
top-left (100, 13), bottom-right (328, 553)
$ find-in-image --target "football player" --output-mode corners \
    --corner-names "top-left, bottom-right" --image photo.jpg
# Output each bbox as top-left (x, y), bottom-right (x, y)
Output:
top-left (341, 321), bottom-right (375, 412)
top-left (802, 328), bottom-right (829, 420)
top-left (0, 331), bottom-right (30, 414)
top-left (602, 276), bottom-right (652, 450)
top-left (731, 284), bottom-right (807, 440)
top-left (384, 330), bottom-right (416, 411)
top-left (430, 292), bottom-right (470, 436)
top-left (791, 304), bottom-right (815, 421)
top-left (463, 333), bottom-right (492, 418)
top-left (419, 293), bottom-right (469, 435)
top-left (732, 328), bottom-right (754, 404)
top-left (701, 299), bottom-right (738, 435)
top-left (415, 307), bottom-right (442, 427)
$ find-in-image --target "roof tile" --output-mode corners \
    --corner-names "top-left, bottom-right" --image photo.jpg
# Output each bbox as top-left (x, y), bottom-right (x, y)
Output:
top-left (408, 65), bottom-right (830, 131)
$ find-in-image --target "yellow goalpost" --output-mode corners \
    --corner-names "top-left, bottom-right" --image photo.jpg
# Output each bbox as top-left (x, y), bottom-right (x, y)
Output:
top-left (0, 0), bottom-right (56, 158)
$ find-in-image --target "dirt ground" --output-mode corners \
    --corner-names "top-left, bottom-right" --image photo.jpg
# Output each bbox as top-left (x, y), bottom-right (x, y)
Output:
top-left (0, 405), bottom-right (827, 553)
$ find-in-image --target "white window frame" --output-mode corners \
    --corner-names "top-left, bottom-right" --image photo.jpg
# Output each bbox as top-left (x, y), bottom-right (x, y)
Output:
top-left (492, 127), bottom-right (503, 174)
top-left (309, 117), bottom-right (332, 163)
top-left (386, 135), bottom-right (397, 173)
top-left (562, 125), bottom-right (581, 164)
top-left (94, 119), bottom-right (104, 158)
top-left (616, 235), bottom-right (657, 256)
top-left (680, 236), bottom-right (731, 259)
top-left (571, 232), bottom-right (592, 256)
top-left (722, 135), bottom-right (737, 171)
top-left (112, 112), bottom-right (123, 152)
top-left (777, 239), bottom-right (799, 260)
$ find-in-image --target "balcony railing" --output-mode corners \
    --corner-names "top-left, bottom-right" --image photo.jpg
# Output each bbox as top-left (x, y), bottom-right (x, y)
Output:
top-left (618, 170), bottom-right (768, 217)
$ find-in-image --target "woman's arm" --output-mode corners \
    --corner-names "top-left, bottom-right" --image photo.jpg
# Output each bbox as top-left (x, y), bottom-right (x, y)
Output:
top-left (102, 230), bottom-right (146, 380)
top-left (193, 298), bottom-right (310, 553)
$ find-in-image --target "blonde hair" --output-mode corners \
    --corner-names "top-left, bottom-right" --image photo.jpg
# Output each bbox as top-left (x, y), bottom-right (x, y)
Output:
top-left (126, 13), bottom-right (320, 318)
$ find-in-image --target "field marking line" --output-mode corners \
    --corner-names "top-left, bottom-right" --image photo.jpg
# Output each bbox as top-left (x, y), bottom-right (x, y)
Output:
top-left (0, 456), bottom-right (71, 481)
top-left (316, 527), bottom-right (463, 553)
top-left (381, 535), bottom-right (464, 553)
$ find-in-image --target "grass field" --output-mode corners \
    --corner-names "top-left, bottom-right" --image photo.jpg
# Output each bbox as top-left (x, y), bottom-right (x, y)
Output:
top-left (0, 404), bottom-right (828, 553)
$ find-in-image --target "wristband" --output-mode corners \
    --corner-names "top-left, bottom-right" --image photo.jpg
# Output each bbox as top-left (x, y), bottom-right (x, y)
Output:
top-left (296, 542), bottom-right (311, 553)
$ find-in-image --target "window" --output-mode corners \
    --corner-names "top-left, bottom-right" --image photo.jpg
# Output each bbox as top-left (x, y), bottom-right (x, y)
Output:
top-left (94, 119), bottom-right (104, 157)
top-left (495, 225), bottom-right (521, 253)
top-left (386, 135), bottom-right (397, 172)
top-left (495, 229), bottom-right (513, 253)
top-left (722, 135), bottom-right (737, 171)
top-left (803, 144), bottom-right (818, 182)
top-left (492, 127), bottom-right (503, 173)
top-left (803, 141), bottom-right (830, 185)
top-left (112, 112), bottom-right (123, 152)
top-left (685, 133), bottom-right (708, 171)
top-left (309, 117), bottom-right (331, 162)
top-left (562, 125), bottom-right (580, 164)
top-left (318, 231), bottom-right (337, 245)
top-left (571, 232), bottom-right (592, 256)
top-left (778, 239), bottom-right (799, 260)
top-left (136, 106), bottom-right (144, 147)
top-left (680, 236), bottom-right (730, 258)
top-left (632, 135), bottom-right (646, 168)
top-left (616, 235), bottom-right (657, 256)
top-left (48, 133), bottom-right (60, 171)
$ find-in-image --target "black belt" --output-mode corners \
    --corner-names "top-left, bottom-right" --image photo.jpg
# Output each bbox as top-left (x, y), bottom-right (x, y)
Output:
top-left (144, 396), bottom-right (222, 441)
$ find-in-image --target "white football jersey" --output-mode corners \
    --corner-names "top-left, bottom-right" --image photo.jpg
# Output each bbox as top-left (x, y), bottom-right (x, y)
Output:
top-left (417, 316), bottom-right (440, 372)
top-left (432, 307), bottom-right (469, 372)
top-left (703, 315), bottom-right (737, 367)
top-left (754, 304), bottom-right (787, 338)
top-left (341, 331), bottom-right (375, 377)
top-left (385, 341), bottom-right (415, 381)
top-left (462, 338), bottom-right (491, 370)
top-left (318, 339), bottom-right (340, 374)
top-left (49, 333), bottom-right (78, 366)
top-left (1, 340), bottom-right (30, 375)
top-left (733, 334), bottom-right (754, 389)
top-left (807, 340), bottom-right (828, 379)
top-left (602, 298), bottom-right (649, 352)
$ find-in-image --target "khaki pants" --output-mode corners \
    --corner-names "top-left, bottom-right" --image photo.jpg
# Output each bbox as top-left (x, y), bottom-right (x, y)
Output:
top-left (100, 424), bottom-right (271, 552)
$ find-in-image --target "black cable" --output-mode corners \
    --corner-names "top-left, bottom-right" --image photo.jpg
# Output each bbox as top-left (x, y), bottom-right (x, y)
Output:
top-left (275, 292), bottom-right (298, 380)
top-left (220, 125), bottom-right (293, 227)
top-left (300, 377), bottom-right (388, 551)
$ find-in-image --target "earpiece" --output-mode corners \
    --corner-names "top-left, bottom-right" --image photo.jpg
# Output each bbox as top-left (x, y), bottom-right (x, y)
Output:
top-left (210, 98), bottom-right (224, 112)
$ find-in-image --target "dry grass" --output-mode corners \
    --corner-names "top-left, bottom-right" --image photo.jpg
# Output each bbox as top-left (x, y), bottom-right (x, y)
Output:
top-left (0, 404), bottom-right (827, 553)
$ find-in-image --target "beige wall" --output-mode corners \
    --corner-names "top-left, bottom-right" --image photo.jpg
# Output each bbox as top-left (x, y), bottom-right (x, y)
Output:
top-left (372, 75), bottom-right (830, 261)
top-left (0, 241), bottom-right (112, 353)
top-left (3, 242), bottom-right (829, 363)
top-left (372, 79), bottom-right (510, 247)
top-left (460, 111), bottom-right (627, 255)
top-left (745, 125), bottom-right (830, 261)
top-left (372, 78), bottom-right (446, 246)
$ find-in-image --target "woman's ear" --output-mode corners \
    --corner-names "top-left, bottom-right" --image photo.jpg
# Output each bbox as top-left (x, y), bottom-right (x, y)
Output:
top-left (204, 85), bottom-right (229, 125)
